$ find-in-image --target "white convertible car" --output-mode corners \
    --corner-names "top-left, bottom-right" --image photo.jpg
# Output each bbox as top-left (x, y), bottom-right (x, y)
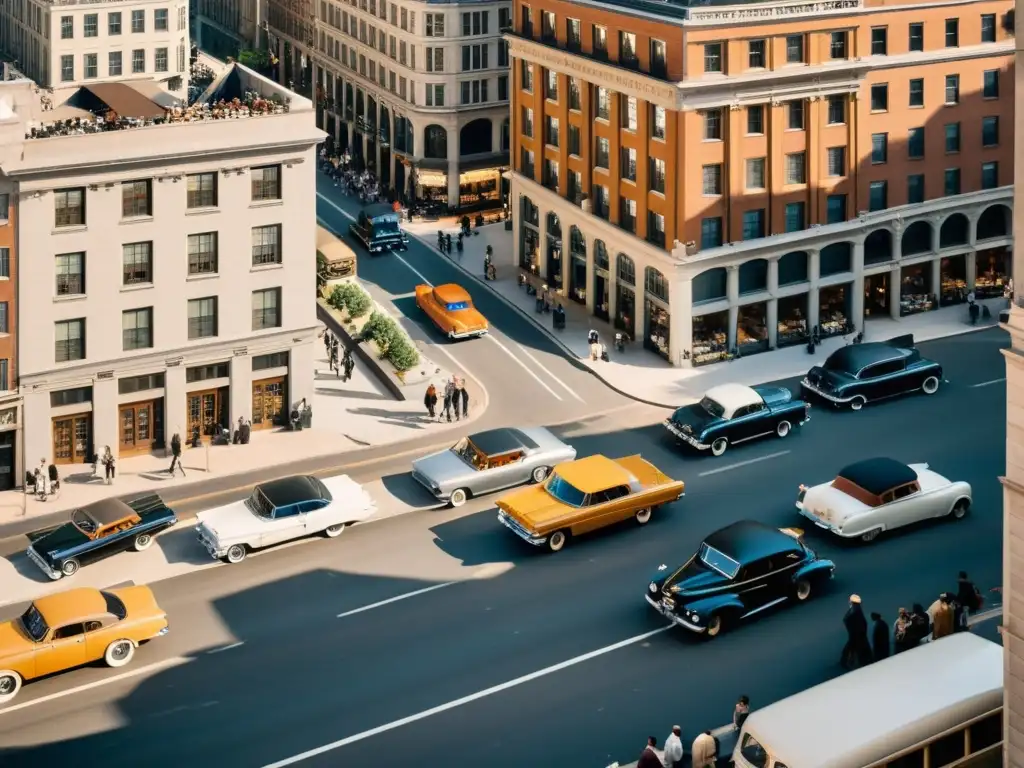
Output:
top-left (196, 474), bottom-right (376, 563)
top-left (796, 457), bottom-right (972, 543)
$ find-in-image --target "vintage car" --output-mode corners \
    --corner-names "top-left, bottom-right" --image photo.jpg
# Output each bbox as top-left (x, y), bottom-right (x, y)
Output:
top-left (0, 585), bottom-right (169, 704)
top-left (796, 457), bottom-right (972, 543)
top-left (26, 494), bottom-right (177, 580)
top-left (195, 474), bottom-right (376, 564)
top-left (415, 283), bottom-right (489, 340)
top-left (412, 427), bottom-right (576, 508)
top-left (801, 334), bottom-right (943, 411)
top-left (646, 520), bottom-right (835, 639)
top-left (665, 383), bottom-right (810, 457)
top-left (348, 203), bottom-right (409, 254)
top-left (496, 454), bottom-right (684, 552)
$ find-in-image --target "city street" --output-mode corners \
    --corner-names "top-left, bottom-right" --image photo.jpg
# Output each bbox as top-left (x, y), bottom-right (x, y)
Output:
top-left (0, 328), bottom-right (1007, 767)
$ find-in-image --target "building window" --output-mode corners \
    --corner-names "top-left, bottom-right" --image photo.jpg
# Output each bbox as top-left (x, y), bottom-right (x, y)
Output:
top-left (123, 242), bottom-right (152, 285)
top-left (520, 148), bottom-right (535, 178)
top-left (155, 8), bottom-right (168, 30)
top-left (84, 54), bottom-right (98, 79)
top-left (56, 252), bottom-right (85, 296)
top-left (545, 116), bottom-right (559, 147)
top-left (253, 288), bottom-right (282, 330)
top-left (785, 34), bottom-right (804, 63)
top-left (983, 70), bottom-right (999, 98)
top-left (61, 15), bottom-right (73, 39)
top-left (592, 25), bottom-right (607, 59)
top-left (567, 125), bottom-right (580, 155)
top-left (155, 48), bottom-right (168, 73)
top-left (540, 70), bottom-right (556, 101)
top-left (252, 225), bottom-right (282, 265)
top-left (907, 174), bottom-right (925, 204)
top-left (461, 44), bottom-right (489, 72)
top-left (187, 233), bottom-right (218, 275)
top-left (109, 11), bottom-right (122, 34)
top-left (869, 181), bottom-right (887, 211)
top-left (945, 122), bottom-right (960, 152)
top-left (188, 297), bottom-right (218, 339)
top-left (650, 39), bottom-right (667, 78)
top-left (701, 217), bottom-right (723, 249)
top-left (826, 147), bottom-right (846, 177)
top-left (186, 363), bottom-right (228, 383)
top-left (566, 19), bottom-right (581, 51)
top-left (568, 78), bottom-right (580, 110)
top-left (619, 198), bottom-right (637, 234)
top-left (748, 39), bottom-right (766, 68)
top-left (944, 168), bottom-right (961, 195)
top-left (870, 83), bottom-right (888, 111)
top-left (621, 147), bottom-right (637, 182)
top-left (830, 31), bottom-right (848, 59)
top-left (909, 78), bottom-right (924, 107)
top-left (871, 133), bottom-right (888, 164)
top-left (595, 137), bottom-right (610, 169)
top-left (703, 109), bottom-right (722, 140)
top-left (591, 185), bottom-right (609, 219)
top-left (982, 116), bottom-right (999, 147)
top-left (595, 87), bottom-right (610, 120)
top-left (122, 308), bottom-right (153, 350)
top-left (787, 101), bottom-right (804, 130)
top-left (703, 164), bottom-right (723, 195)
top-left (621, 95), bottom-right (638, 131)
top-left (55, 188), bottom-right (85, 227)
top-left (521, 61), bottom-right (535, 92)
top-left (251, 165), bottom-right (282, 201)
top-left (131, 9), bottom-right (145, 32)
top-left (704, 43), bottom-right (723, 73)
top-left (981, 13), bottom-right (997, 43)
top-left (870, 27), bottom-right (887, 55)
top-left (742, 210), bottom-right (765, 240)
top-left (253, 352), bottom-right (289, 372)
top-left (121, 180), bottom-right (151, 218)
top-left (132, 49), bottom-right (145, 73)
top-left (521, 107), bottom-right (534, 138)
top-left (84, 13), bottom-right (98, 37)
top-left (981, 162), bottom-right (999, 189)
top-left (651, 105), bottom-right (666, 139)
top-left (119, 372), bottom-right (165, 394)
top-left (650, 158), bottom-right (666, 194)
top-left (55, 319), bottom-right (85, 362)
top-left (109, 51), bottom-right (123, 76)
top-left (462, 10), bottom-right (489, 36)
top-left (0, 359), bottom-right (7, 390)
top-left (784, 202), bottom-right (805, 233)
top-left (187, 173), bottom-right (217, 208)
top-left (945, 75), bottom-right (959, 104)
top-left (785, 152), bottom-right (806, 184)
top-left (0, 248), bottom-right (8, 278)
top-left (498, 76), bottom-right (508, 102)
top-left (909, 22), bottom-right (923, 51)
top-left (647, 212), bottom-right (666, 248)
top-left (945, 18), bottom-right (959, 47)
top-left (908, 127), bottom-right (925, 159)
top-left (60, 55), bottom-right (74, 82)
top-left (827, 95), bottom-right (845, 124)
top-left (745, 158), bottom-right (765, 190)
top-left (747, 105), bottom-right (764, 135)
top-left (426, 47), bottom-right (443, 73)
top-left (827, 194), bottom-right (847, 224)
top-left (619, 31), bottom-right (638, 68)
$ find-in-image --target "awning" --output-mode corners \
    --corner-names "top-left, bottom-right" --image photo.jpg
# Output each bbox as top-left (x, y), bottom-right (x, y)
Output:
top-left (80, 83), bottom-right (167, 119)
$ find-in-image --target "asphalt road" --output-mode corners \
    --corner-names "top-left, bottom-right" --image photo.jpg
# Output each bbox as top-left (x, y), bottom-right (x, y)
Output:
top-left (0, 328), bottom-right (1007, 767)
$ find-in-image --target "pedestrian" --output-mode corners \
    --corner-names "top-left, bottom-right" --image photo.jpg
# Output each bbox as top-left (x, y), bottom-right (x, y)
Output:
top-left (442, 380), bottom-right (454, 422)
top-left (458, 379), bottom-right (469, 419)
top-left (637, 736), bottom-right (662, 768)
top-left (870, 612), bottom-right (890, 661)
top-left (323, 329), bottom-right (332, 355)
top-left (169, 432), bottom-right (186, 477)
top-left (908, 603), bottom-right (930, 647)
top-left (691, 730), bottom-right (717, 768)
top-left (423, 383), bottom-right (437, 419)
top-left (342, 347), bottom-right (355, 382)
top-left (101, 446), bottom-right (115, 484)
top-left (956, 571), bottom-right (983, 630)
top-left (893, 607), bottom-right (913, 654)
top-left (840, 594), bottom-right (872, 670)
top-left (733, 695), bottom-right (750, 729)
top-left (932, 594), bottom-right (955, 640)
top-left (662, 726), bottom-right (684, 768)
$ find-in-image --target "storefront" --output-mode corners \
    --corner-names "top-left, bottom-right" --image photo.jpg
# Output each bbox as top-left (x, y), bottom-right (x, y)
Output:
top-left (593, 243), bottom-right (610, 320)
top-left (975, 247), bottom-right (1011, 298)
top-left (546, 215), bottom-right (563, 291)
top-left (417, 170), bottom-right (448, 204)
top-left (863, 273), bottom-right (890, 320)
top-left (520, 226), bottom-right (540, 273)
top-left (899, 262), bottom-right (936, 316)
top-left (777, 294), bottom-right (809, 347)
top-left (691, 310), bottom-right (729, 366)
top-left (252, 377), bottom-right (288, 430)
top-left (568, 229), bottom-right (586, 305)
top-left (53, 413), bottom-right (91, 465)
top-left (643, 300), bottom-right (670, 359)
top-left (737, 302), bottom-right (769, 355)
top-left (819, 284), bottom-right (852, 337)
top-left (0, 407), bottom-right (17, 491)
top-left (940, 255), bottom-right (969, 306)
top-left (118, 398), bottom-right (164, 456)
top-left (458, 169), bottom-right (501, 209)
top-left (186, 387), bottom-right (229, 443)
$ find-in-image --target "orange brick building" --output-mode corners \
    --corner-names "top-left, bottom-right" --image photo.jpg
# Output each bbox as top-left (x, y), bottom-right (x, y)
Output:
top-left (507, 0), bottom-right (1014, 365)
top-left (0, 184), bottom-right (20, 490)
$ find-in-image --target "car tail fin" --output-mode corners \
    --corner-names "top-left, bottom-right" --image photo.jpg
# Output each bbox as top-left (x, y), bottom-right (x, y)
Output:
top-left (884, 333), bottom-right (915, 349)
top-left (779, 527), bottom-right (804, 540)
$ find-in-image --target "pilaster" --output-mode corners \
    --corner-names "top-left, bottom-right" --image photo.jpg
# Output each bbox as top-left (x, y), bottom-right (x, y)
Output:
top-left (889, 265), bottom-right (901, 319)
top-left (536, 207), bottom-right (548, 278)
top-left (929, 256), bottom-right (942, 300)
top-left (92, 378), bottom-right (118, 460)
top-left (727, 105), bottom-right (743, 243)
top-left (670, 274), bottom-right (692, 367)
top-left (808, 249), bottom-right (821, 330)
top-left (229, 354), bottom-right (253, 427)
top-left (585, 239), bottom-right (596, 314)
top-left (164, 364), bottom-right (186, 452)
top-left (967, 250), bottom-right (978, 290)
top-left (447, 130), bottom-right (461, 207)
top-left (767, 299), bottom-right (779, 349)
top-left (727, 265), bottom-right (739, 350)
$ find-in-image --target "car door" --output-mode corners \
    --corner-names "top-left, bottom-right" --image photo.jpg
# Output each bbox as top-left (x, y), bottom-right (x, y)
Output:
top-left (732, 403), bottom-right (769, 441)
top-left (862, 360), bottom-right (907, 399)
top-left (260, 504), bottom-right (306, 548)
top-left (80, 524), bottom-right (131, 565)
top-left (480, 451), bottom-right (525, 493)
top-left (735, 558), bottom-right (774, 613)
top-left (883, 482), bottom-right (926, 528)
top-left (302, 499), bottom-right (333, 531)
top-left (35, 622), bottom-right (90, 677)
top-left (600, 485), bottom-right (636, 527)
top-left (570, 492), bottom-right (610, 535)
top-left (82, 619), bottom-right (110, 661)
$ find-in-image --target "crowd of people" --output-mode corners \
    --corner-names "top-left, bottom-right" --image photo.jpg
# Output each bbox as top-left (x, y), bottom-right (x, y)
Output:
top-left (319, 147), bottom-right (388, 204)
top-left (634, 697), bottom-right (751, 768)
top-left (423, 378), bottom-right (470, 422)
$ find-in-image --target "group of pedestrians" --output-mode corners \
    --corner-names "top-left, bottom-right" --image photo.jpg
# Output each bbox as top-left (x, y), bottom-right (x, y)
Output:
top-left (322, 330), bottom-right (355, 381)
top-left (635, 697), bottom-right (750, 768)
top-left (423, 377), bottom-right (469, 422)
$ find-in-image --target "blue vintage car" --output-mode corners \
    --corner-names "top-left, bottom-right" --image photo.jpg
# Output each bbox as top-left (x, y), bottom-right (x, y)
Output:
top-left (26, 494), bottom-right (177, 580)
top-left (801, 334), bottom-right (943, 411)
top-left (646, 520), bottom-right (835, 639)
top-left (664, 383), bottom-right (809, 457)
top-left (348, 203), bottom-right (409, 254)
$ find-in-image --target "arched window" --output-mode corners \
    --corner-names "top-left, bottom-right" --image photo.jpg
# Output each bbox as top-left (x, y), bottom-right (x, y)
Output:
top-left (692, 268), bottom-right (727, 304)
top-left (547, 212), bottom-right (562, 239)
top-left (569, 226), bottom-right (585, 256)
top-left (459, 118), bottom-right (493, 156)
top-left (594, 240), bottom-right (609, 270)
top-left (644, 267), bottom-right (669, 302)
top-left (617, 254), bottom-right (636, 286)
top-left (424, 124), bottom-right (447, 159)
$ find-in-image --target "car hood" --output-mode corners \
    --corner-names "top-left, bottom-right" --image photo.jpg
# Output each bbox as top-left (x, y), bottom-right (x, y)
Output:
top-left (668, 404), bottom-right (719, 434)
top-left (109, 584), bottom-right (165, 619)
top-left (0, 619), bottom-right (34, 660)
top-left (802, 483), bottom-right (870, 529)
top-left (32, 523), bottom-right (90, 556)
top-left (412, 449), bottom-right (473, 485)
top-left (450, 308), bottom-right (488, 332)
top-left (497, 486), bottom-right (569, 532)
top-left (663, 568), bottom-right (729, 594)
top-left (197, 501), bottom-right (264, 541)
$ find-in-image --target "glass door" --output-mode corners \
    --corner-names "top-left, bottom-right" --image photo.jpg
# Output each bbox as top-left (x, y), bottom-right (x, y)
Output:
top-left (53, 414), bottom-right (91, 464)
top-left (119, 403), bottom-right (153, 455)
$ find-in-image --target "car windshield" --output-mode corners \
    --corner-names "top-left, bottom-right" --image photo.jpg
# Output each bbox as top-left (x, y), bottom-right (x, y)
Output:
top-left (446, 301), bottom-right (471, 311)
top-left (699, 542), bottom-right (741, 579)
top-left (71, 509), bottom-right (99, 534)
top-left (545, 473), bottom-right (587, 507)
top-left (245, 488), bottom-right (274, 519)
top-left (699, 396), bottom-right (724, 418)
top-left (20, 603), bottom-right (48, 642)
top-left (373, 217), bottom-right (400, 234)
top-left (102, 591), bottom-right (127, 620)
top-left (451, 438), bottom-right (484, 470)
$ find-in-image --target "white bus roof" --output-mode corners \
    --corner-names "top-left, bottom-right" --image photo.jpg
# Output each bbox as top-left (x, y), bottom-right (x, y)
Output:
top-left (739, 633), bottom-right (1002, 768)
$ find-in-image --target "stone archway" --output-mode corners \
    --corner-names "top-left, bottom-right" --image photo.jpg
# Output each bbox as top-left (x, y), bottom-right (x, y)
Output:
top-left (459, 118), bottom-right (492, 156)
top-left (977, 204), bottom-right (1011, 241)
top-left (424, 124), bottom-right (447, 159)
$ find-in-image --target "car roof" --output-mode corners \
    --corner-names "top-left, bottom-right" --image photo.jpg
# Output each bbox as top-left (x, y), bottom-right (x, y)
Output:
top-left (703, 520), bottom-right (802, 564)
top-left (80, 497), bottom-right (137, 526)
top-left (362, 203), bottom-right (395, 218)
top-left (824, 341), bottom-right (913, 373)
top-left (555, 455), bottom-right (631, 494)
top-left (34, 588), bottom-right (107, 627)
top-left (433, 284), bottom-right (472, 304)
top-left (704, 383), bottom-right (761, 413)
top-left (837, 458), bottom-right (917, 496)
top-left (258, 475), bottom-right (323, 507)
top-left (469, 428), bottom-right (538, 456)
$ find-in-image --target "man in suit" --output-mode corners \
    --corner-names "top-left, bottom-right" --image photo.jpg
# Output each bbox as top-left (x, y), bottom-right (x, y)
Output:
top-left (637, 736), bottom-right (663, 768)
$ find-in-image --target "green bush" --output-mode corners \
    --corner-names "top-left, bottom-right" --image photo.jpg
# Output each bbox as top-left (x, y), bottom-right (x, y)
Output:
top-left (387, 336), bottom-right (420, 371)
top-left (328, 283), bottom-right (353, 311)
top-left (345, 286), bottom-right (372, 318)
top-left (359, 310), bottom-right (390, 345)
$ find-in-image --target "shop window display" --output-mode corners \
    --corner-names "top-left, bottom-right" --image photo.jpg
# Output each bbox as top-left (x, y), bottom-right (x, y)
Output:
top-left (616, 284), bottom-right (636, 338)
top-left (940, 255), bottom-right (968, 306)
top-left (863, 273), bottom-right (890, 319)
top-left (777, 294), bottom-right (809, 347)
top-left (593, 240), bottom-right (610, 320)
top-left (975, 247), bottom-right (1010, 298)
top-left (546, 233), bottom-right (563, 289)
top-left (645, 299), bottom-right (670, 359)
top-left (819, 283), bottom-right (852, 337)
top-left (899, 262), bottom-right (935, 316)
top-left (736, 302), bottom-right (768, 354)
top-left (691, 311), bottom-right (729, 366)
top-left (568, 226), bottom-right (586, 304)
top-left (520, 226), bottom-right (540, 272)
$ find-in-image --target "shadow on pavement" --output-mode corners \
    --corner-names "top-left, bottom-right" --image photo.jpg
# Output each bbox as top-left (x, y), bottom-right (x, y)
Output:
top-left (379, 472), bottom-right (441, 508)
top-left (157, 526), bottom-right (214, 566)
top-left (3, 552), bottom-right (51, 584)
top-left (346, 407), bottom-right (433, 430)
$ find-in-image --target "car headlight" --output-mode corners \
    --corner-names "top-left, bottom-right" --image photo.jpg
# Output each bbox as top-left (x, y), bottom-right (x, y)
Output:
top-left (691, 614), bottom-right (700, 623)
top-left (649, 582), bottom-right (658, 594)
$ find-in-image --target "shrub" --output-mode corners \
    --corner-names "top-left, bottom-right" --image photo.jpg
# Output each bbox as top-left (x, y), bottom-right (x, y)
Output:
top-left (329, 283), bottom-right (353, 311)
top-left (359, 310), bottom-right (391, 346)
top-left (387, 336), bottom-right (420, 371)
top-left (345, 286), bottom-right (372, 318)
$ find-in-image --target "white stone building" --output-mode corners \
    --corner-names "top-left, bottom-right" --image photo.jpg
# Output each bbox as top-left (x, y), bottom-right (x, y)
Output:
top-left (0, 64), bottom-right (324, 467)
top-left (0, 0), bottom-right (191, 100)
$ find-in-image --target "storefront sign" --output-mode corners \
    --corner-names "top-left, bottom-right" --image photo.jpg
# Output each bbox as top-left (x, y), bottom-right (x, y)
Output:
top-left (417, 170), bottom-right (447, 188)
top-left (459, 169), bottom-right (499, 185)
top-left (0, 408), bottom-right (16, 426)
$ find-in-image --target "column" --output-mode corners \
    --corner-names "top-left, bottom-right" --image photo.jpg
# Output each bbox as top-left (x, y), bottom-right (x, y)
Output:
top-left (23, 391), bottom-right (49, 469)
top-left (92, 378), bottom-right (118, 460)
top-left (277, 39), bottom-right (286, 86)
top-left (808, 249), bottom-right (821, 331)
top-left (931, 219), bottom-right (942, 253)
top-left (967, 250), bottom-right (978, 290)
top-left (289, 341), bottom-right (316, 414)
top-left (447, 125), bottom-right (460, 209)
top-left (585, 240), bottom-right (596, 314)
top-left (851, 240), bottom-right (866, 331)
top-left (164, 364), bottom-right (186, 455)
top-left (230, 354), bottom-right (253, 429)
top-left (727, 265), bottom-right (739, 351)
top-left (889, 265), bottom-right (901, 320)
top-left (929, 257), bottom-right (942, 300)
top-left (510, 185), bottom-right (522, 269)
top-left (536, 209), bottom-right (548, 280)
top-left (670, 274), bottom-right (693, 367)
top-left (767, 259), bottom-right (779, 348)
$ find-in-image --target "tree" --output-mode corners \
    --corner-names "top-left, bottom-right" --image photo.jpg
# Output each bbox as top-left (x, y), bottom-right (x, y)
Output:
top-left (237, 49), bottom-right (270, 72)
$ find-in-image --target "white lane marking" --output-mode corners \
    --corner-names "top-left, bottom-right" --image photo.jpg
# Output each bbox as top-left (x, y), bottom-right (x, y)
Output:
top-left (317, 193), bottom-right (356, 222)
top-left (486, 335), bottom-right (563, 401)
top-left (513, 341), bottom-right (585, 403)
top-left (969, 606), bottom-right (1002, 625)
top-left (392, 251), bottom-right (435, 288)
top-left (971, 378), bottom-right (1005, 388)
top-left (337, 582), bottom-right (456, 618)
top-left (206, 641), bottom-right (245, 654)
top-left (262, 626), bottom-right (671, 767)
top-left (0, 656), bottom-right (192, 717)
top-left (392, 291), bottom-right (416, 300)
top-left (698, 451), bottom-right (791, 478)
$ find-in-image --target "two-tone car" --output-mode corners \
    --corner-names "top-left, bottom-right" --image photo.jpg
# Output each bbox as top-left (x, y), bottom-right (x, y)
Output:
top-left (0, 586), bottom-right (169, 705)
top-left (646, 520), bottom-right (835, 639)
top-left (801, 334), bottom-right (943, 411)
top-left (415, 283), bottom-right (489, 340)
top-left (195, 474), bottom-right (376, 563)
top-left (411, 427), bottom-right (576, 507)
top-left (496, 454), bottom-right (685, 552)
top-left (796, 457), bottom-right (972, 543)
top-left (665, 383), bottom-right (810, 457)
top-left (26, 494), bottom-right (177, 580)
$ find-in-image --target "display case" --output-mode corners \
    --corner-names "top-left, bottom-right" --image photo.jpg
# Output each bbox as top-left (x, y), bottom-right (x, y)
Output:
top-left (737, 303), bottom-right (769, 354)
top-left (777, 295), bottom-right (809, 347)
top-left (691, 312), bottom-right (729, 367)
top-left (645, 301), bottom-right (671, 359)
top-left (900, 293), bottom-right (936, 316)
top-left (819, 285), bottom-right (851, 337)
top-left (940, 256), bottom-right (968, 306)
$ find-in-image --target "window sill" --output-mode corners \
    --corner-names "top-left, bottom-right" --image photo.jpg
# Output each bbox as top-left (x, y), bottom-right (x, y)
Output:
top-left (909, 104), bottom-right (925, 109)
top-left (186, 273), bottom-right (219, 282)
top-left (622, 179), bottom-right (637, 186)
top-left (983, 95), bottom-right (999, 101)
top-left (121, 214), bottom-right (154, 225)
top-left (251, 262), bottom-right (284, 272)
top-left (186, 206), bottom-right (219, 216)
top-left (652, 135), bottom-right (666, 143)
top-left (650, 190), bottom-right (666, 200)
top-left (702, 138), bottom-right (724, 143)
top-left (52, 225), bottom-right (87, 235)
top-left (121, 282), bottom-right (154, 292)
top-left (252, 325), bottom-right (284, 333)
top-left (250, 199), bottom-right (284, 209)
top-left (745, 132), bottom-right (765, 138)
top-left (784, 127), bottom-right (805, 133)
top-left (188, 335), bottom-right (219, 343)
top-left (545, 144), bottom-right (559, 152)
top-left (869, 109), bottom-right (888, 115)
top-left (944, 102), bottom-right (960, 107)
top-left (54, 294), bottom-right (87, 303)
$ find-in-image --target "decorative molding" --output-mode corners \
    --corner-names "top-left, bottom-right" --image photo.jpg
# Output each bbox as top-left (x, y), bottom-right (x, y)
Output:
top-left (684, 0), bottom-right (862, 25)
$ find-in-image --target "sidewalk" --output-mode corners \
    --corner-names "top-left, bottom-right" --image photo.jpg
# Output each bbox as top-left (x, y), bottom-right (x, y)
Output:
top-left (411, 222), bottom-right (1003, 407)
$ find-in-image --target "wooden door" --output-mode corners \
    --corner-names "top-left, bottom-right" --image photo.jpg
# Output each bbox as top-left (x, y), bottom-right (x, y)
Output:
top-left (252, 377), bottom-right (286, 430)
top-left (186, 391), bottom-right (221, 443)
top-left (119, 402), bottom-right (153, 456)
top-left (53, 414), bottom-right (91, 465)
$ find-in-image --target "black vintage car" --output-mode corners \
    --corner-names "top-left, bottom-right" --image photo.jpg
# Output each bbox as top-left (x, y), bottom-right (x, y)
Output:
top-left (664, 383), bottom-right (809, 457)
top-left (348, 203), bottom-right (409, 254)
top-left (646, 520), bottom-right (835, 638)
top-left (801, 334), bottom-right (943, 411)
top-left (26, 494), bottom-right (177, 580)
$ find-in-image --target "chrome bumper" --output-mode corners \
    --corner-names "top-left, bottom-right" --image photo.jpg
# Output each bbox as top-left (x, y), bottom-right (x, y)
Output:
top-left (497, 511), bottom-right (546, 546)
top-left (645, 594), bottom-right (706, 633)
top-left (796, 506), bottom-right (845, 535)
top-left (663, 421), bottom-right (710, 450)
top-left (449, 329), bottom-right (488, 340)
top-left (800, 380), bottom-right (853, 404)
top-left (26, 545), bottom-right (61, 580)
top-left (195, 527), bottom-right (227, 559)
top-left (411, 471), bottom-right (446, 500)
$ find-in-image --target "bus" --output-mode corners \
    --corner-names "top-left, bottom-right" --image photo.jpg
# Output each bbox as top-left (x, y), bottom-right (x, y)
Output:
top-left (732, 632), bottom-right (1002, 768)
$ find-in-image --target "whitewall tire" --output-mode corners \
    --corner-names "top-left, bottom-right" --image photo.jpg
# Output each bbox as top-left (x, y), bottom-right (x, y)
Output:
top-left (922, 376), bottom-right (940, 395)
top-left (0, 671), bottom-right (22, 705)
top-left (531, 466), bottom-right (550, 484)
top-left (60, 559), bottom-right (79, 578)
top-left (104, 640), bottom-right (135, 668)
top-left (705, 614), bottom-right (723, 638)
top-left (635, 507), bottom-right (652, 525)
top-left (849, 396), bottom-right (867, 411)
top-left (324, 523), bottom-right (346, 538)
top-left (132, 533), bottom-right (154, 552)
top-left (795, 579), bottom-right (812, 602)
top-left (547, 530), bottom-right (567, 553)
top-left (449, 488), bottom-right (469, 508)
top-left (225, 544), bottom-right (248, 564)
top-left (860, 528), bottom-right (881, 543)
top-left (952, 500), bottom-right (970, 520)
top-left (710, 438), bottom-right (728, 457)
top-left (776, 421), bottom-right (791, 438)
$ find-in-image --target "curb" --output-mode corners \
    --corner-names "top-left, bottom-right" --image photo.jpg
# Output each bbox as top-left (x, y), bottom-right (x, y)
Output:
top-left (318, 300), bottom-right (406, 401)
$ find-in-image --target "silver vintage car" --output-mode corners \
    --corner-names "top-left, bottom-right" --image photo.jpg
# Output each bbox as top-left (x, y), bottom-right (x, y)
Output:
top-left (411, 427), bottom-right (576, 507)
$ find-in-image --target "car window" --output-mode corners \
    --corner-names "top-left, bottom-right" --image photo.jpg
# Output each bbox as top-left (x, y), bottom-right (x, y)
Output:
top-left (891, 483), bottom-right (918, 501)
top-left (591, 486), bottom-right (630, 504)
top-left (54, 623), bottom-right (86, 640)
top-left (731, 405), bottom-right (749, 419)
top-left (84, 620), bottom-right (103, 632)
top-left (740, 734), bottom-right (770, 768)
top-left (740, 559), bottom-right (773, 580)
top-left (446, 301), bottom-right (471, 311)
top-left (860, 359), bottom-right (905, 379)
top-left (273, 504), bottom-right (301, 519)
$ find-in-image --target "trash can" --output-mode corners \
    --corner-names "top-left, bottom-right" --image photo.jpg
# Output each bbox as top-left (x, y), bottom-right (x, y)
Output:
top-left (290, 409), bottom-right (302, 431)
top-left (300, 406), bottom-right (313, 429)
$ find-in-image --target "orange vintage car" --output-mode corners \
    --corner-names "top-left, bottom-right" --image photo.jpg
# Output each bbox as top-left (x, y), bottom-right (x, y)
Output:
top-left (496, 454), bottom-right (685, 552)
top-left (415, 283), bottom-right (489, 340)
top-left (0, 586), bottom-right (169, 705)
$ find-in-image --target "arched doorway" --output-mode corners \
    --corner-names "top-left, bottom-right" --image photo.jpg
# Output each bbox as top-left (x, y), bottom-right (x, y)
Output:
top-left (616, 254), bottom-right (636, 337)
top-left (424, 125), bottom-right (447, 159)
top-left (568, 226), bottom-right (586, 305)
top-left (593, 240), bottom-right (609, 320)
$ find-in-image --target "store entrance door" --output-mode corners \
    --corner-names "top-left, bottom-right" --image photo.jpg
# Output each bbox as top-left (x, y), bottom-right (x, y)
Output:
top-left (0, 432), bottom-right (15, 491)
top-left (863, 273), bottom-right (890, 319)
top-left (252, 377), bottom-right (287, 430)
top-left (119, 400), bottom-right (163, 456)
top-left (186, 388), bottom-right (228, 444)
top-left (53, 414), bottom-right (91, 465)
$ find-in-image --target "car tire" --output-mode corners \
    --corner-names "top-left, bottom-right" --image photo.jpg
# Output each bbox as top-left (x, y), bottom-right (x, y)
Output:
top-left (922, 376), bottom-right (940, 395)
top-left (60, 559), bottom-right (80, 578)
top-left (531, 466), bottom-right (550, 484)
top-left (547, 530), bottom-right (568, 553)
top-left (710, 438), bottom-right (728, 457)
top-left (951, 500), bottom-right (970, 520)
top-left (132, 533), bottom-right (154, 552)
top-left (104, 639), bottom-right (135, 668)
top-left (225, 544), bottom-right (248, 564)
top-left (0, 670), bottom-right (22, 705)
top-left (795, 578), bottom-right (812, 602)
top-left (860, 528), bottom-right (881, 543)
top-left (449, 488), bottom-right (469, 508)
top-left (849, 396), bottom-right (867, 411)
top-left (635, 507), bottom-right (652, 525)
top-left (705, 613), bottom-right (724, 639)
top-left (324, 523), bottom-right (346, 538)
top-left (776, 421), bottom-right (792, 438)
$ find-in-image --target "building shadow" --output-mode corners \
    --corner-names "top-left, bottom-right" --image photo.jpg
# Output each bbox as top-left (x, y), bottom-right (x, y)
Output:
top-left (156, 526), bottom-right (214, 566)
top-left (346, 407), bottom-right (433, 430)
top-left (378, 472), bottom-right (443, 508)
